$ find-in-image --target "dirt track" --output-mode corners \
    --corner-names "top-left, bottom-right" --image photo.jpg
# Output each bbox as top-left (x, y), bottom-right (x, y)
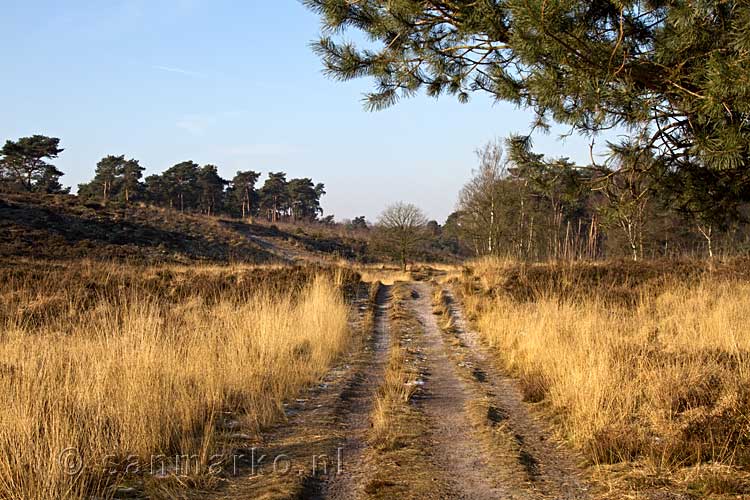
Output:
top-left (203, 280), bottom-right (591, 500)
top-left (319, 284), bottom-right (392, 500)
top-left (411, 282), bottom-right (513, 499)
top-left (432, 285), bottom-right (590, 500)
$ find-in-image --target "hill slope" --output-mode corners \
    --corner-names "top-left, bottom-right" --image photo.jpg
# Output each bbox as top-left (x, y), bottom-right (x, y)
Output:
top-left (0, 194), bottom-right (368, 263)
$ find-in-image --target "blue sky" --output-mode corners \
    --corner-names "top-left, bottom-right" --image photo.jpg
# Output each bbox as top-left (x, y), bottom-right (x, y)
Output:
top-left (1, 1), bottom-right (612, 223)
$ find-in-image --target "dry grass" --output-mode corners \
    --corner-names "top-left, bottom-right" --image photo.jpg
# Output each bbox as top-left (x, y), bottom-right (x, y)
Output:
top-left (465, 259), bottom-right (750, 494)
top-left (369, 285), bottom-right (420, 451)
top-left (357, 268), bottom-right (412, 286)
top-left (369, 348), bottom-right (420, 452)
top-left (352, 262), bottom-right (461, 286)
top-left (363, 283), bottom-right (437, 499)
top-left (0, 261), bottom-right (353, 500)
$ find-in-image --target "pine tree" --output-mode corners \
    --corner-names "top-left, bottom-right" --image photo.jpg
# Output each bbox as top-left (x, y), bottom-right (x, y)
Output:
top-left (350, 216), bottom-right (368, 230)
top-left (664, 164), bottom-right (750, 258)
top-left (94, 155), bottom-right (126, 203)
top-left (305, 1), bottom-right (750, 206)
top-left (120, 159), bottom-right (145, 204)
top-left (507, 136), bottom-right (591, 259)
top-left (34, 165), bottom-right (69, 194)
top-left (0, 135), bottom-right (65, 192)
top-left (592, 139), bottom-right (663, 261)
top-left (79, 155), bottom-right (145, 204)
top-left (229, 170), bottom-right (260, 221)
top-left (144, 174), bottom-right (169, 206)
top-left (162, 161), bottom-right (200, 212)
top-left (197, 165), bottom-right (227, 216)
top-left (259, 172), bottom-right (289, 222)
top-left (287, 178), bottom-right (325, 221)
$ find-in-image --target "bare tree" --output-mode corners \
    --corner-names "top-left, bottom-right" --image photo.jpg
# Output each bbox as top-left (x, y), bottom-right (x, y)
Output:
top-left (457, 139), bottom-right (507, 256)
top-left (375, 202), bottom-right (429, 270)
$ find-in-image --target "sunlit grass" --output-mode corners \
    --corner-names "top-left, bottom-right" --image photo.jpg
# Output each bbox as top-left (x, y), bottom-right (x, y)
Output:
top-left (468, 263), bottom-right (750, 475)
top-left (0, 262), bottom-right (352, 499)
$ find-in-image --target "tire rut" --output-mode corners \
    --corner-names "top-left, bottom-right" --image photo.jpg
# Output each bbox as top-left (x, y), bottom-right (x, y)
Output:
top-left (318, 284), bottom-right (392, 500)
top-left (438, 285), bottom-right (591, 500)
top-left (199, 284), bottom-right (392, 500)
top-left (410, 282), bottom-right (514, 499)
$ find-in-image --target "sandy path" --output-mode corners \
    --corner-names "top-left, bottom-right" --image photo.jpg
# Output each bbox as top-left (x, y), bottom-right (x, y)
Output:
top-left (201, 281), bottom-right (589, 500)
top-left (410, 282), bottom-right (516, 499)
top-left (318, 284), bottom-right (392, 500)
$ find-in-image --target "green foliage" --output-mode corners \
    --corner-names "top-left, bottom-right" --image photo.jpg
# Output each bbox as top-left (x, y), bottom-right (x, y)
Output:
top-left (306, 0), bottom-right (750, 206)
top-left (129, 165), bottom-right (328, 222)
top-left (161, 161), bottom-right (200, 212)
top-left (143, 173), bottom-right (170, 207)
top-left (78, 155), bottom-right (144, 204)
top-left (34, 165), bottom-right (69, 194)
top-left (0, 136), bottom-right (329, 225)
top-left (0, 135), bottom-right (67, 193)
top-left (591, 139), bottom-right (663, 260)
top-left (120, 159), bottom-right (145, 203)
top-left (141, 160), bottom-right (214, 213)
top-left (458, 136), bottom-right (750, 260)
top-left (259, 172), bottom-right (290, 222)
top-left (287, 178), bottom-right (324, 221)
top-left (258, 173), bottom-right (326, 223)
top-left (349, 216), bottom-right (369, 230)
top-left (197, 164), bottom-right (227, 216)
top-left (227, 170), bottom-right (261, 219)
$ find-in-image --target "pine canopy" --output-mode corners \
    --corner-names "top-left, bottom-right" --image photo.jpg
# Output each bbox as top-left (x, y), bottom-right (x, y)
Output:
top-left (305, 0), bottom-right (750, 190)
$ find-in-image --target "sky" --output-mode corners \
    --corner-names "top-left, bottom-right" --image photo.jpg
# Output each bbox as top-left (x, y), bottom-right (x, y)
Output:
top-left (1, 1), bottom-right (614, 223)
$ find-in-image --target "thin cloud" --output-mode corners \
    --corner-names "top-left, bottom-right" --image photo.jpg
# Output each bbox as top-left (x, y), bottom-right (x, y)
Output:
top-left (153, 65), bottom-right (204, 78)
top-left (176, 114), bottom-right (214, 135)
top-left (175, 111), bottom-right (241, 136)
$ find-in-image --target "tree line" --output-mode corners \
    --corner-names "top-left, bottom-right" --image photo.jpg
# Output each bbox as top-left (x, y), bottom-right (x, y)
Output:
top-left (0, 135), bottom-right (328, 223)
top-left (452, 137), bottom-right (750, 261)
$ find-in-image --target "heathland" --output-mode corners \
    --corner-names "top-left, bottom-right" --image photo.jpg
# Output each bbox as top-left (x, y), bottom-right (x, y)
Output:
top-left (2, 246), bottom-right (750, 499)
top-left (1, 177), bottom-right (749, 500)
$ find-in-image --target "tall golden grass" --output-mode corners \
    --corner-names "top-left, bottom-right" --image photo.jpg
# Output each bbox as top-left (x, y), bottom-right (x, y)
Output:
top-left (0, 262), bottom-right (352, 499)
top-left (466, 260), bottom-right (750, 477)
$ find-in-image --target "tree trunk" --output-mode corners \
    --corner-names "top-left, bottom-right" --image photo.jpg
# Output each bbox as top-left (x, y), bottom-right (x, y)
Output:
top-left (488, 199), bottom-right (495, 254)
top-left (638, 215), bottom-right (644, 260)
top-left (25, 169), bottom-right (34, 191)
top-left (527, 214), bottom-right (534, 261)
top-left (588, 215), bottom-right (599, 260)
top-left (246, 189), bottom-right (253, 222)
top-left (697, 224), bottom-right (714, 259)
